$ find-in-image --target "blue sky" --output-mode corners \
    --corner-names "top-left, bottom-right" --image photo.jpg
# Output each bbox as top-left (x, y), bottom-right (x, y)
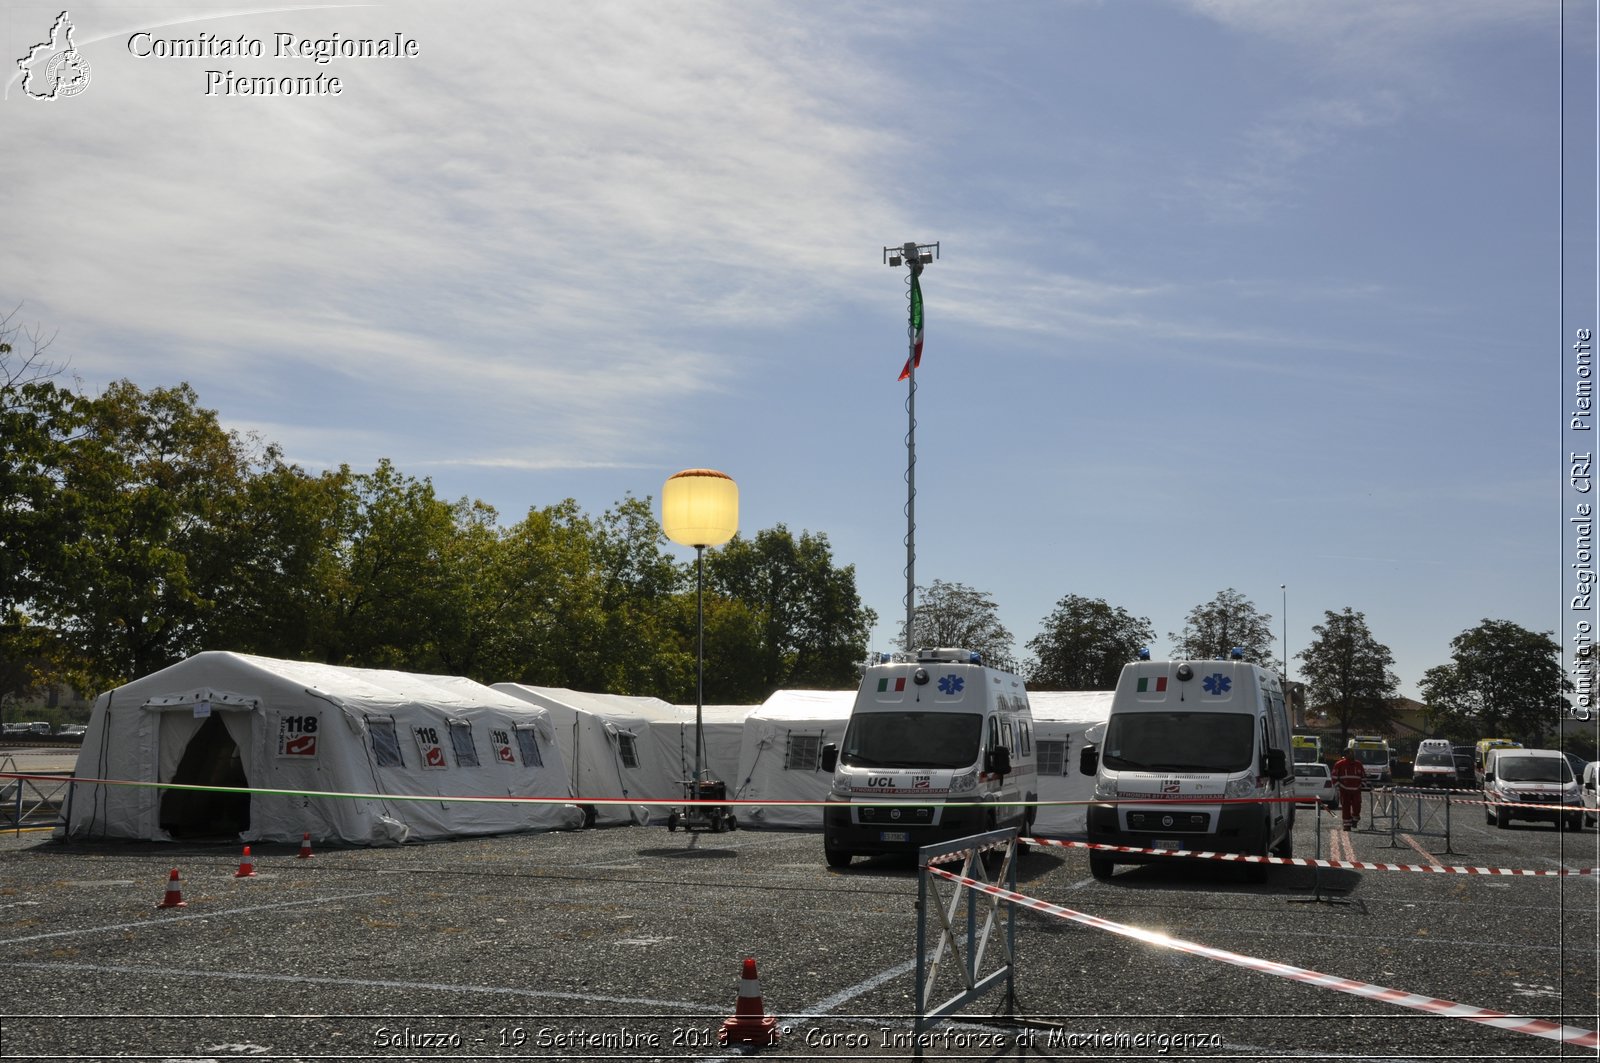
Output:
top-left (3, 1), bottom-right (1595, 699)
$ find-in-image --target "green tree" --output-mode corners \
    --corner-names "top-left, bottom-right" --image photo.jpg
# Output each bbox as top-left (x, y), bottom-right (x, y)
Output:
top-left (305, 459), bottom-right (469, 671)
top-left (705, 525), bottom-right (875, 697)
top-left (0, 309), bottom-right (73, 715)
top-left (1296, 607), bottom-right (1400, 746)
top-left (1168, 588), bottom-right (1275, 665)
top-left (1025, 594), bottom-right (1155, 690)
top-left (38, 380), bottom-right (261, 694)
top-left (1419, 619), bottom-right (1571, 747)
top-left (197, 457), bottom-right (354, 663)
top-left (899, 580), bottom-right (1015, 672)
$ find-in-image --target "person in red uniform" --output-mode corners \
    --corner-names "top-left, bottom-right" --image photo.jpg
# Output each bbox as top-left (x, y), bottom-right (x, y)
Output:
top-left (1330, 748), bottom-right (1366, 830)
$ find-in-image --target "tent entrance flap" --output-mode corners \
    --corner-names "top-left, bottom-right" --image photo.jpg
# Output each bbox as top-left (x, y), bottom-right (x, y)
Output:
top-left (160, 713), bottom-right (251, 839)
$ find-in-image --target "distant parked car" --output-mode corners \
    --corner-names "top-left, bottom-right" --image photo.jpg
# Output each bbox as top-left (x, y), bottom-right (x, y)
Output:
top-left (57, 724), bottom-right (87, 741)
top-left (1293, 762), bottom-right (1337, 810)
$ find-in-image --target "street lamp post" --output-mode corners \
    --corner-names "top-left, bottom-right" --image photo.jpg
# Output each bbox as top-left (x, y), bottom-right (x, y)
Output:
top-left (661, 469), bottom-right (739, 799)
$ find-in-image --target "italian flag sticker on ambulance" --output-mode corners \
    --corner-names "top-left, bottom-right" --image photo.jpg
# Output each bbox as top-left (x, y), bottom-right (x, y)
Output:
top-left (1136, 677), bottom-right (1167, 693)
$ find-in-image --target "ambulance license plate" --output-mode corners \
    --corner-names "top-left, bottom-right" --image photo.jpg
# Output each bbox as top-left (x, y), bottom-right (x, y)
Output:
top-left (1153, 839), bottom-right (1182, 851)
top-left (880, 831), bottom-right (909, 843)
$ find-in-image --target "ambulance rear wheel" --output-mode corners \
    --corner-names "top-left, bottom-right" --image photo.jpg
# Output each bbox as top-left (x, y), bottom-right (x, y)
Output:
top-left (1088, 853), bottom-right (1114, 881)
top-left (667, 812), bottom-right (680, 832)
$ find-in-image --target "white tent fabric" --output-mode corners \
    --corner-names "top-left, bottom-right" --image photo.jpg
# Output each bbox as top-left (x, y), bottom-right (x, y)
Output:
top-left (1028, 690), bottom-right (1113, 837)
top-left (492, 686), bottom-right (749, 826)
top-left (65, 652), bottom-right (580, 846)
top-left (730, 689), bottom-right (854, 829)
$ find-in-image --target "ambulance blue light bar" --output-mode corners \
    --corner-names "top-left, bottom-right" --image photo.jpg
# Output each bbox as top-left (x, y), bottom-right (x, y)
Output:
top-left (1230, 647), bottom-right (1245, 660)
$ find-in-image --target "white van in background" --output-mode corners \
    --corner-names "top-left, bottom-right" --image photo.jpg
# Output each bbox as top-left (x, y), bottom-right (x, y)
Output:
top-left (1482, 748), bottom-right (1584, 830)
top-left (1079, 652), bottom-right (1294, 882)
top-left (820, 648), bottom-right (1037, 867)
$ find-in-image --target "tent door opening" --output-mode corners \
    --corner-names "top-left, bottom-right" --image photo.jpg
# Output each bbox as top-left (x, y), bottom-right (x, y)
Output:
top-left (160, 713), bottom-right (251, 839)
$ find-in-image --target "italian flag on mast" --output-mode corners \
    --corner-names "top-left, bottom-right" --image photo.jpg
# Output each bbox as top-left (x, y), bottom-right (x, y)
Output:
top-left (897, 272), bottom-right (924, 381)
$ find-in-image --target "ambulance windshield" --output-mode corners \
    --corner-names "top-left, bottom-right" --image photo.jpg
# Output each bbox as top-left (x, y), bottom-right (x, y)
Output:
top-left (1102, 712), bottom-right (1254, 773)
top-left (840, 711), bottom-right (983, 769)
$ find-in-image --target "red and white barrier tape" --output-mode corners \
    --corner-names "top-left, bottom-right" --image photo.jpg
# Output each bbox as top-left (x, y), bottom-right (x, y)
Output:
top-left (1018, 837), bottom-right (1597, 877)
top-left (926, 865), bottom-right (1600, 1048)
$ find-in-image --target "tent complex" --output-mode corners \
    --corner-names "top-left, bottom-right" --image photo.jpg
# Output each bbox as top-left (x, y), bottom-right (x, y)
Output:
top-left (62, 649), bottom-right (1113, 846)
top-left (66, 651), bottom-right (579, 846)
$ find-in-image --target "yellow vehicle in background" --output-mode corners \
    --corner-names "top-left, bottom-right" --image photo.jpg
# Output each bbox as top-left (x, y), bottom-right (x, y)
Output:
top-left (1473, 738), bottom-right (1521, 787)
top-left (1291, 734), bottom-right (1322, 765)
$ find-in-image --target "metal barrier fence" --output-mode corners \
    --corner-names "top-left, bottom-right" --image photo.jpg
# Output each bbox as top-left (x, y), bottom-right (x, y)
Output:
top-left (1365, 785), bottom-right (1397, 834)
top-left (914, 828), bottom-right (1018, 1058)
top-left (0, 756), bottom-right (72, 831)
top-left (1383, 786), bottom-right (1453, 853)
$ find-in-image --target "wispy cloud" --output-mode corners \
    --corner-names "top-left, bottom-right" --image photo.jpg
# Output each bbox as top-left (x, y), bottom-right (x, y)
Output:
top-left (4, 2), bottom-right (914, 470)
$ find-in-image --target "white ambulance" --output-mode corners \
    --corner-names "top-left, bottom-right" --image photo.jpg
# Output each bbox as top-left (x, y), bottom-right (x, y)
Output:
top-left (1078, 653), bottom-right (1294, 882)
top-left (819, 648), bottom-right (1037, 867)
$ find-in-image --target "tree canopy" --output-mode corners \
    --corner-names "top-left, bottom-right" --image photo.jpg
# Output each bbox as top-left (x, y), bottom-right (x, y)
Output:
top-left (1168, 588), bottom-right (1275, 666)
top-left (1296, 606), bottom-right (1400, 745)
top-left (1418, 619), bottom-right (1571, 747)
top-left (0, 367), bottom-right (875, 705)
top-left (899, 580), bottom-right (1015, 671)
top-left (1025, 594), bottom-right (1154, 691)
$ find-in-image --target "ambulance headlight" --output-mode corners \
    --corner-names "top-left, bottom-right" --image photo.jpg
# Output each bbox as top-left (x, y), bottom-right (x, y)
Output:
top-left (1563, 784), bottom-right (1581, 805)
top-left (951, 770), bottom-right (978, 793)
top-left (1225, 776), bottom-right (1257, 799)
top-left (831, 774), bottom-right (852, 796)
top-left (1092, 776), bottom-right (1118, 800)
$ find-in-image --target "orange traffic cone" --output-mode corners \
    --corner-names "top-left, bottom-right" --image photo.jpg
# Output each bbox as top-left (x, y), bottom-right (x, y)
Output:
top-left (156, 868), bottom-right (187, 909)
top-left (234, 845), bottom-right (257, 878)
top-left (297, 833), bottom-right (314, 859)
top-left (719, 957), bottom-right (779, 1046)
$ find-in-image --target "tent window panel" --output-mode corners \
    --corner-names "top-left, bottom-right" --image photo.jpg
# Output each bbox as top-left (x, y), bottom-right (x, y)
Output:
top-left (370, 719), bottom-right (404, 767)
top-left (514, 726), bottom-right (543, 768)
top-left (1037, 739), bottom-right (1068, 777)
top-left (449, 720), bottom-right (479, 767)
top-left (617, 733), bottom-right (639, 769)
top-left (785, 733), bottom-right (822, 772)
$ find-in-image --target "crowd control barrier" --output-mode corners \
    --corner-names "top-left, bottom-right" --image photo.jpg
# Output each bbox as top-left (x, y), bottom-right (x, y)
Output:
top-left (913, 828), bottom-right (1018, 1058)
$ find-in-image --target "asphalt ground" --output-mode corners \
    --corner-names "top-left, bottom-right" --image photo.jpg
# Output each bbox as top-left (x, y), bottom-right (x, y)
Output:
top-left (0, 796), bottom-right (1596, 1062)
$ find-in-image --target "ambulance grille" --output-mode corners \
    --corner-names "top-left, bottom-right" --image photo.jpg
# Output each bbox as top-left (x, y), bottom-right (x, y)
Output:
top-left (857, 805), bottom-right (935, 824)
top-left (1126, 811), bottom-right (1210, 833)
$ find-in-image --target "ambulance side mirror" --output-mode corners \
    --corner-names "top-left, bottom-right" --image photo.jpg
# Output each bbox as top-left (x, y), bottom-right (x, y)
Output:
top-left (1265, 749), bottom-right (1288, 781)
top-left (1079, 745), bottom-right (1099, 776)
top-left (987, 746), bottom-right (1012, 778)
top-left (820, 743), bottom-right (838, 772)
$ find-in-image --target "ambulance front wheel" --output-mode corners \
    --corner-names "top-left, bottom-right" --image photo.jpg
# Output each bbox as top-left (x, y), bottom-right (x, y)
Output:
top-left (1088, 853), bottom-right (1114, 881)
top-left (824, 843), bottom-right (853, 868)
top-left (667, 812), bottom-right (680, 832)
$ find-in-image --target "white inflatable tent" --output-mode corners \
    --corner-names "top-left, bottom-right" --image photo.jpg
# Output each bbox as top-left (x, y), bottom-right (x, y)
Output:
top-left (65, 651), bottom-right (579, 845)
top-left (1027, 690), bottom-right (1113, 837)
top-left (493, 686), bottom-right (748, 826)
top-left (730, 689), bottom-right (854, 829)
